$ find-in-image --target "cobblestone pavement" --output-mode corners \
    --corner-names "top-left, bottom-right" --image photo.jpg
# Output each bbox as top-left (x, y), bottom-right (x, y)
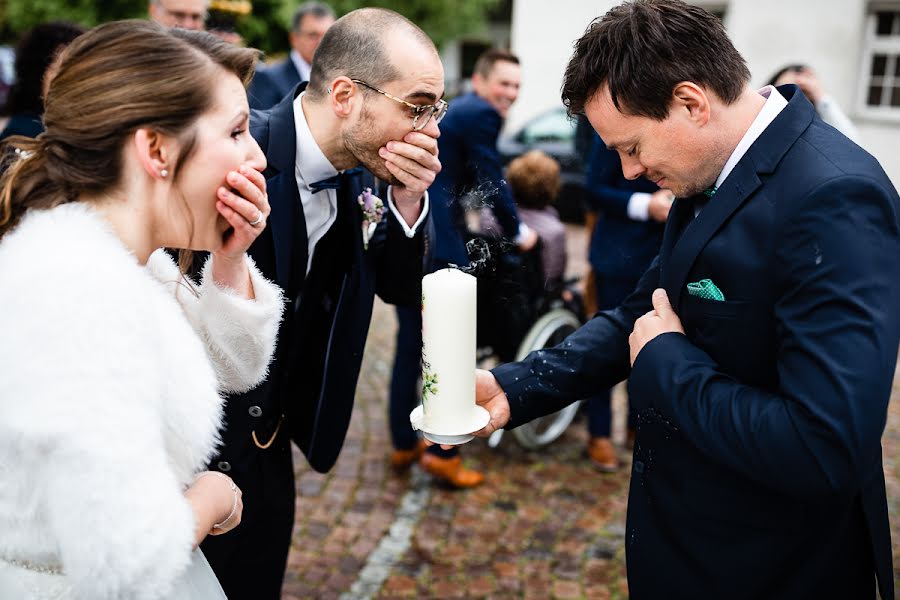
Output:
top-left (282, 226), bottom-right (900, 599)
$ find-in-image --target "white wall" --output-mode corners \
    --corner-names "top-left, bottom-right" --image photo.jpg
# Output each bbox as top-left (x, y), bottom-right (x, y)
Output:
top-left (510, 0), bottom-right (900, 186)
top-left (507, 0), bottom-right (618, 132)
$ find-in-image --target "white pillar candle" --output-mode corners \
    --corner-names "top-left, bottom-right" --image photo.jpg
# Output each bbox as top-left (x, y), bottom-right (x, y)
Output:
top-left (421, 268), bottom-right (477, 432)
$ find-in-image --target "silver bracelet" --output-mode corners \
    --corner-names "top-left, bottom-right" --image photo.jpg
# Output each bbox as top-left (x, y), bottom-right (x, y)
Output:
top-left (195, 471), bottom-right (237, 530)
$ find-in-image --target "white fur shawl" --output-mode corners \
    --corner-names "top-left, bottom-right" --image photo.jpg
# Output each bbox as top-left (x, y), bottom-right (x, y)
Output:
top-left (0, 203), bottom-right (283, 599)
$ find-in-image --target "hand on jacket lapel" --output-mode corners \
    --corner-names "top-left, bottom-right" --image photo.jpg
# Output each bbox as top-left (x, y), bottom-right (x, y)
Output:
top-left (629, 288), bottom-right (685, 366)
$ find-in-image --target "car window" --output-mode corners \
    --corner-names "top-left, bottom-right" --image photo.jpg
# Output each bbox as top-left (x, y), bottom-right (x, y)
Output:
top-left (520, 109), bottom-right (575, 144)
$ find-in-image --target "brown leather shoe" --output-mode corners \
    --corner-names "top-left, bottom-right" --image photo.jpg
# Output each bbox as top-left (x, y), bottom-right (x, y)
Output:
top-left (588, 436), bottom-right (619, 472)
top-left (390, 439), bottom-right (427, 470)
top-left (420, 453), bottom-right (485, 488)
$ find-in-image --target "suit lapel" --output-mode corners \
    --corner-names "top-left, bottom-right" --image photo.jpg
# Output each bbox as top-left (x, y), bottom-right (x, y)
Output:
top-left (661, 84), bottom-right (816, 314)
top-left (662, 164), bottom-right (761, 313)
top-left (252, 83), bottom-right (309, 290)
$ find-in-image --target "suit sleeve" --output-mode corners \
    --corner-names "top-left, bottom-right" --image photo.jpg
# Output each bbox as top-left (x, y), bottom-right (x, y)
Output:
top-left (629, 176), bottom-right (900, 501)
top-left (247, 68), bottom-right (279, 111)
top-left (467, 106), bottom-right (521, 238)
top-left (583, 134), bottom-right (639, 218)
top-left (493, 257), bottom-right (658, 426)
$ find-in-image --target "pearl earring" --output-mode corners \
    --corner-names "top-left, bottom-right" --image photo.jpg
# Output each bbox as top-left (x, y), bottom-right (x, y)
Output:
top-left (160, 169), bottom-right (168, 178)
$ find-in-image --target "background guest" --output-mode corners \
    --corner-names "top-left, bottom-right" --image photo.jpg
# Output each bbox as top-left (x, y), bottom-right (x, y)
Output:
top-left (581, 132), bottom-right (670, 471)
top-left (148, 0), bottom-right (209, 30)
top-left (768, 63), bottom-right (860, 143)
top-left (388, 48), bottom-right (535, 489)
top-left (0, 22), bottom-right (84, 142)
top-left (248, 1), bottom-right (334, 109)
top-left (506, 149), bottom-right (567, 290)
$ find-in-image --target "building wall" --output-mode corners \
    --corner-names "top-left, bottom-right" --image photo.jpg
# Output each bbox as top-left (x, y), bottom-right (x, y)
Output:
top-left (509, 0), bottom-right (900, 186)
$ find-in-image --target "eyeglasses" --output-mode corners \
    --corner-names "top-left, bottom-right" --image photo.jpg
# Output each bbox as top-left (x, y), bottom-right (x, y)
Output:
top-left (351, 79), bottom-right (448, 131)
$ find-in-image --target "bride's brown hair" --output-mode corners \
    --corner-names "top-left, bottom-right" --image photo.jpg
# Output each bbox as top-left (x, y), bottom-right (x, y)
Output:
top-left (0, 20), bottom-right (260, 258)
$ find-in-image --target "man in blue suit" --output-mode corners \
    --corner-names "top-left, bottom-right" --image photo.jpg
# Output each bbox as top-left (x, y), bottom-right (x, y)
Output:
top-left (581, 134), bottom-right (670, 471)
top-left (388, 49), bottom-right (534, 487)
top-left (201, 9), bottom-right (443, 599)
top-left (472, 1), bottom-right (899, 598)
top-left (247, 2), bottom-right (334, 110)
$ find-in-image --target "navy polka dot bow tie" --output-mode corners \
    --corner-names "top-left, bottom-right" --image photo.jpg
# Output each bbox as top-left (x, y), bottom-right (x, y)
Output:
top-left (309, 174), bottom-right (342, 194)
top-left (309, 168), bottom-right (363, 194)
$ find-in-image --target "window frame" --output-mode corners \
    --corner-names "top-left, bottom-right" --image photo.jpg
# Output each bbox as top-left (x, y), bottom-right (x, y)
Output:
top-left (857, 3), bottom-right (900, 122)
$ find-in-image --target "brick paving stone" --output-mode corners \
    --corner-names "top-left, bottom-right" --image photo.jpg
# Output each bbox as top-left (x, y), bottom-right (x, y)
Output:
top-left (552, 579), bottom-right (584, 599)
top-left (378, 574), bottom-right (418, 597)
top-left (584, 583), bottom-right (612, 600)
top-left (467, 575), bottom-right (496, 597)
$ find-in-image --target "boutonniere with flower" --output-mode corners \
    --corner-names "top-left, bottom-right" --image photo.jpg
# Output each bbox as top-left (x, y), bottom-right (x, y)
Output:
top-left (357, 187), bottom-right (385, 250)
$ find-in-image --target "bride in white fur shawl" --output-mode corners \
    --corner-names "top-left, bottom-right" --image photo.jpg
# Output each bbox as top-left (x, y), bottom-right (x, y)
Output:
top-left (0, 22), bottom-right (284, 599)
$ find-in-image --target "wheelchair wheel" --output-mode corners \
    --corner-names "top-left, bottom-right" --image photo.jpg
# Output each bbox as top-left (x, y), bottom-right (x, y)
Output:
top-left (510, 308), bottom-right (583, 449)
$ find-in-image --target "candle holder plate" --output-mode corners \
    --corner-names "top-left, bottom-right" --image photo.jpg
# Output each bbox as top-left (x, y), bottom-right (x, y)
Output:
top-left (409, 404), bottom-right (490, 446)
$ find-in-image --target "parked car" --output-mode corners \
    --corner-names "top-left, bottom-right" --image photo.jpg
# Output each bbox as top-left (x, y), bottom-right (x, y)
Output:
top-left (498, 106), bottom-right (587, 223)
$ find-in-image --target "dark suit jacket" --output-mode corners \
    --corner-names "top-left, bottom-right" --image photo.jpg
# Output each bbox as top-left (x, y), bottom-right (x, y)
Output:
top-left (585, 133), bottom-right (664, 282)
top-left (430, 91), bottom-right (521, 266)
top-left (247, 58), bottom-right (302, 111)
top-left (493, 86), bottom-right (900, 599)
top-left (208, 84), bottom-right (427, 474)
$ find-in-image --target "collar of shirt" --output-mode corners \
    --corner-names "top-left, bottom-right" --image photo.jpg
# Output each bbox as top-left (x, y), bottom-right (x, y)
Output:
top-left (714, 85), bottom-right (788, 189)
top-left (289, 50), bottom-right (311, 83)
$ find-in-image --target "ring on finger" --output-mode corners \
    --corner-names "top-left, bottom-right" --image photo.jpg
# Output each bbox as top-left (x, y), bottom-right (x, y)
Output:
top-left (249, 210), bottom-right (263, 226)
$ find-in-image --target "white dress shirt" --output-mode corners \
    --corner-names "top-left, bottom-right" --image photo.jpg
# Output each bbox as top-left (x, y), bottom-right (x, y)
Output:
top-left (289, 50), bottom-right (311, 83)
top-left (292, 93), bottom-right (430, 274)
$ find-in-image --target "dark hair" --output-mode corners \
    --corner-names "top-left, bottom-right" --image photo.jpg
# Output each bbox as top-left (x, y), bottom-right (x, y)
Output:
top-left (306, 8), bottom-right (436, 100)
top-left (473, 48), bottom-right (519, 80)
top-left (4, 21), bottom-right (85, 117)
top-left (561, 0), bottom-right (750, 120)
top-left (0, 20), bottom-right (259, 252)
top-left (506, 150), bottom-right (560, 210)
top-left (292, 1), bottom-right (335, 31)
top-left (767, 64), bottom-right (807, 87)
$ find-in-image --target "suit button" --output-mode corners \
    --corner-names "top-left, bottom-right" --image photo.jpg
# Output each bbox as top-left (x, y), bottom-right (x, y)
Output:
top-left (217, 461), bottom-right (231, 472)
top-left (249, 405), bottom-right (263, 417)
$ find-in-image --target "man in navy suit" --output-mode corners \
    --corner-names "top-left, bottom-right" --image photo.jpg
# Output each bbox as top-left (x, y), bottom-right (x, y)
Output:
top-left (247, 2), bottom-right (334, 110)
top-left (472, 1), bottom-right (899, 598)
top-left (201, 8), bottom-right (444, 599)
top-left (581, 134), bottom-right (670, 471)
top-left (388, 49), bottom-right (535, 488)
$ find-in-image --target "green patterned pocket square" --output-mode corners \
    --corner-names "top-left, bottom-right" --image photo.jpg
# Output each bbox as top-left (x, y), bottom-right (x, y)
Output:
top-left (686, 279), bottom-right (725, 301)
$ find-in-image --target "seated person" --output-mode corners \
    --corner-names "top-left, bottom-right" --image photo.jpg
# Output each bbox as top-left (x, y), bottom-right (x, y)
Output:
top-left (505, 149), bottom-right (567, 290)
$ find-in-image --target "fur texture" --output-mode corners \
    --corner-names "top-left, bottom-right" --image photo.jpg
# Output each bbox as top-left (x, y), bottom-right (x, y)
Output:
top-left (0, 203), bottom-right (283, 599)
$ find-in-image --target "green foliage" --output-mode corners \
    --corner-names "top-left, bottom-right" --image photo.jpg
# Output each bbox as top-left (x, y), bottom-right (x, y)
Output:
top-left (327, 0), bottom-right (502, 48)
top-left (0, 0), bottom-right (502, 55)
top-left (2, 0), bottom-right (144, 36)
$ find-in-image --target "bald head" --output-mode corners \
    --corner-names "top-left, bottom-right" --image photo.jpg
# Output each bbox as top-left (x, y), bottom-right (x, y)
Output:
top-left (306, 8), bottom-right (437, 101)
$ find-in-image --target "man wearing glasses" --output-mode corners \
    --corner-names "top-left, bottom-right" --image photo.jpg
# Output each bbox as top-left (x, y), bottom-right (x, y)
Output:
top-left (200, 8), bottom-right (444, 599)
top-left (148, 0), bottom-right (208, 30)
top-left (249, 2), bottom-right (335, 110)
